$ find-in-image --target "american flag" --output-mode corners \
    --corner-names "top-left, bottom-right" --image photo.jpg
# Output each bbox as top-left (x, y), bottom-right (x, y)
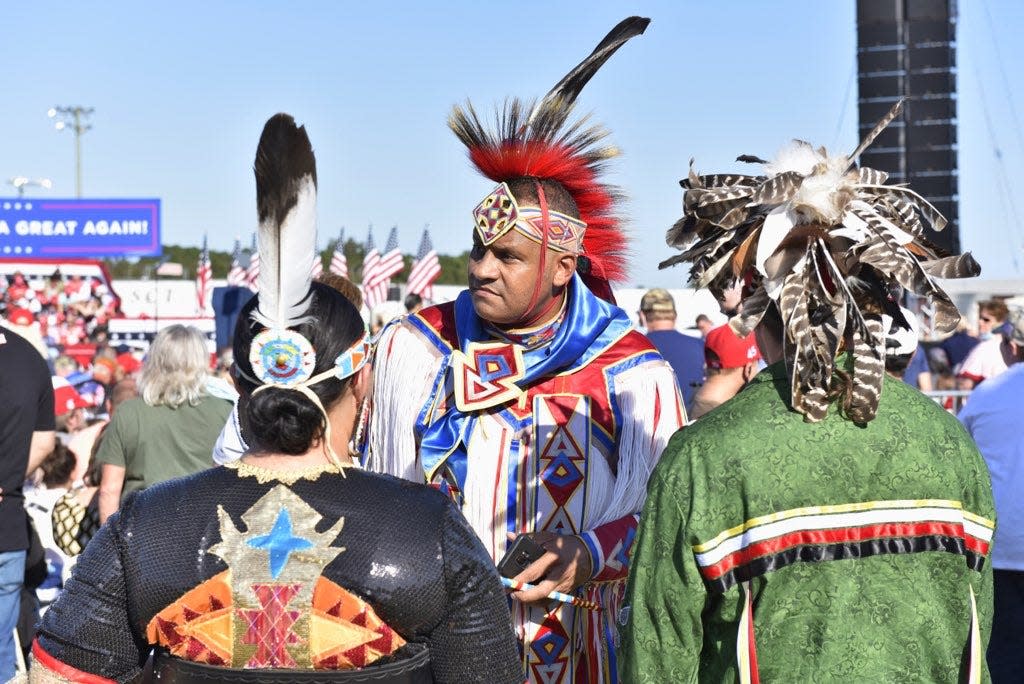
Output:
top-left (227, 237), bottom-right (247, 286)
top-left (360, 227), bottom-right (380, 308)
top-left (407, 226), bottom-right (441, 300)
top-left (362, 226), bottom-right (404, 309)
top-left (246, 233), bottom-right (260, 292)
top-left (311, 247), bottom-right (324, 279)
top-left (196, 234), bottom-right (212, 313)
top-left (330, 228), bottom-right (348, 278)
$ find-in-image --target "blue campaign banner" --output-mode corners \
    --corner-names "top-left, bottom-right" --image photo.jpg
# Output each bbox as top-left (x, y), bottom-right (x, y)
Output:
top-left (0, 198), bottom-right (161, 258)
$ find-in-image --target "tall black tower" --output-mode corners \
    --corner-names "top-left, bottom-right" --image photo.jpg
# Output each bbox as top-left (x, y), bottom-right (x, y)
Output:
top-left (856, 0), bottom-right (959, 253)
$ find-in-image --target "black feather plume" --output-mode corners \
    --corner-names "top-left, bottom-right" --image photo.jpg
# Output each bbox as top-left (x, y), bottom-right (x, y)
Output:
top-left (255, 114), bottom-right (317, 226)
top-left (527, 16), bottom-right (650, 135)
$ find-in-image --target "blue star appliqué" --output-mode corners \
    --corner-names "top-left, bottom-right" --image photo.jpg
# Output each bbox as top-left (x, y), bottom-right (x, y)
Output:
top-left (247, 507), bottom-right (314, 579)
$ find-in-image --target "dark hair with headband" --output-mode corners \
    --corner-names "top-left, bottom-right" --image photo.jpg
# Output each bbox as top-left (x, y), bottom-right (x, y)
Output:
top-left (506, 178), bottom-right (580, 220)
top-left (233, 281), bottom-right (365, 455)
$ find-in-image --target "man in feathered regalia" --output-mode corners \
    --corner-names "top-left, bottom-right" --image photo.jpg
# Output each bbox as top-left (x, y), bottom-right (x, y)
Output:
top-left (621, 101), bottom-right (996, 683)
top-left (363, 17), bottom-right (684, 683)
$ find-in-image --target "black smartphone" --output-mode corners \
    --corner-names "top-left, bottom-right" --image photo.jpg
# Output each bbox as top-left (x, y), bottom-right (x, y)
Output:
top-left (497, 535), bottom-right (547, 578)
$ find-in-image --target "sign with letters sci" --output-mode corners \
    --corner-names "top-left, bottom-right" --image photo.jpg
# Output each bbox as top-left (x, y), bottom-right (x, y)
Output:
top-left (0, 198), bottom-right (161, 257)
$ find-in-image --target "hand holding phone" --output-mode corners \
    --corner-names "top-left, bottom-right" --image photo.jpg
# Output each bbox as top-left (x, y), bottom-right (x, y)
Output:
top-left (496, 535), bottom-right (547, 578)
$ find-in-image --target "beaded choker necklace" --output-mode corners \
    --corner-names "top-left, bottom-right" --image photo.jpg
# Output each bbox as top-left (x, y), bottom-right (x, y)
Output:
top-left (485, 297), bottom-right (568, 351)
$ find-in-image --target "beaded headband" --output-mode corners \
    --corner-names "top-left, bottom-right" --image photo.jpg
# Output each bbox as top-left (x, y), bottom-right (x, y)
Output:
top-left (473, 182), bottom-right (587, 254)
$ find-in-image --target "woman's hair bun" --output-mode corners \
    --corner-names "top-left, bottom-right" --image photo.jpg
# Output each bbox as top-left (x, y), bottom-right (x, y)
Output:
top-left (233, 282), bottom-right (365, 454)
top-left (246, 386), bottom-right (327, 455)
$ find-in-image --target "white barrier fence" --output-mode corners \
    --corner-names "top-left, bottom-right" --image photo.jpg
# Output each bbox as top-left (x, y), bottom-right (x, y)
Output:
top-left (923, 390), bottom-right (972, 414)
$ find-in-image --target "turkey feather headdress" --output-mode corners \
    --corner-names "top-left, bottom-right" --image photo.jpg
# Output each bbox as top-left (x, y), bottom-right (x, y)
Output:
top-left (661, 99), bottom-right (980, 423)
top-left (449, 16), bottom-right (649, 298)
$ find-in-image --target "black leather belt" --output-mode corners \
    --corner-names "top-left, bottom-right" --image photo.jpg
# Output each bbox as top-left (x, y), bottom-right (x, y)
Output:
top-left (151, 644), bottom-right (433, 683)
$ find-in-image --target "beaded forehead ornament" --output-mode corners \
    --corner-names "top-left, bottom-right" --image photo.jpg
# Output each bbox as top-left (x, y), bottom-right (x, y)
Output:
top-left (473, 182), bottom-right (587, 254)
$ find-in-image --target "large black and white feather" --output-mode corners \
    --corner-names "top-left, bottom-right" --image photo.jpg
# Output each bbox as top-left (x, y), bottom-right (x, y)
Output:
top-left (526, 16), bottom-right (650, 137)
top-left (661, 99), bottom-right (980, 423)
top-left (448, 16), bottom-right (649, 156)
top-left (251, 113), bottom-right (318, 331)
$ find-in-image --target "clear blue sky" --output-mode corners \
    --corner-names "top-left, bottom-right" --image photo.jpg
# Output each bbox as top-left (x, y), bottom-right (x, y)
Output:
top-left (2, 1), bottom-right (1022, 287)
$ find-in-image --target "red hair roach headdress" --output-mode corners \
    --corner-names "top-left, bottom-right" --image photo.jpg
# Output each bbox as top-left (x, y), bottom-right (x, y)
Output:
top-left (449, 16), bottom-right (649, 303)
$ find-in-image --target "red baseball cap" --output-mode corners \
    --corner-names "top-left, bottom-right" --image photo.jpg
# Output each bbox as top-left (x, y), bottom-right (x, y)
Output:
top-left (705, 324), bottom-right (761, 370)
top-left (52, 376), bottom-right (92, 416)
top-left (116, 351), bottom-right (142, 375)
top-left (6, 308), bottom-right (34, 326)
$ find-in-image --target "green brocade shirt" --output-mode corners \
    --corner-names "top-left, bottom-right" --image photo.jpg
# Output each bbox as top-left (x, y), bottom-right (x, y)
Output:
top-left (621, 361), bottom-right (995, 683)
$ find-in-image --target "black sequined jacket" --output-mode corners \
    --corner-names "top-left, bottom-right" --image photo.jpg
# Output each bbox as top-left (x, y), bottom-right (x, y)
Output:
top-left (33, 464), bottom-right (524, 684)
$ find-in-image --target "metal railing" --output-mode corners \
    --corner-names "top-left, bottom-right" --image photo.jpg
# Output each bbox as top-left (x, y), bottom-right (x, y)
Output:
top-left (923, 389), bottom-right (972, 414)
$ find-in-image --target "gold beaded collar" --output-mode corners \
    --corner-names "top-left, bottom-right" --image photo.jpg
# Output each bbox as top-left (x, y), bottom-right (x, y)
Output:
top-left (224, 458), bottom-right (349, 486)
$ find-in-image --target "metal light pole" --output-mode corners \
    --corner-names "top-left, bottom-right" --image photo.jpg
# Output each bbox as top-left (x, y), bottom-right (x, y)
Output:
top-left (6, 177), bottom-right (53, 197)
top-left (48, 106), bottom-right (94, 197)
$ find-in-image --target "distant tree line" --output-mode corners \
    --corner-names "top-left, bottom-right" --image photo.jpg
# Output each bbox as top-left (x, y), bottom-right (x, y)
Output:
top-left (102, 239), bottom-right (471, 285)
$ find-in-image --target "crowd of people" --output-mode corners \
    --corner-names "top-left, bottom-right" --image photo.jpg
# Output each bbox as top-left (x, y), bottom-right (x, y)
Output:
top-left (1, 271), bottom-right (120, 354)
top-left (0, 322), bottom-right (237, 669)
top-left (0, 14), bottom-right (1022, 684)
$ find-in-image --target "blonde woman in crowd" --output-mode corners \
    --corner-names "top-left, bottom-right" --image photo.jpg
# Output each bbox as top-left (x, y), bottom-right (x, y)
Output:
top-left (95, 325), bottom-right (231, 523)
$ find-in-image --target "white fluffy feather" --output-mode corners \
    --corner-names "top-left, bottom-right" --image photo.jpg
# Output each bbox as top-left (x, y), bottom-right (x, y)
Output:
top-left (764, 142), bottom-right (856, 226)
top-left (763, 141), bottom-right (823, 177)
top-left (790, 161), bottom-right (853, 225)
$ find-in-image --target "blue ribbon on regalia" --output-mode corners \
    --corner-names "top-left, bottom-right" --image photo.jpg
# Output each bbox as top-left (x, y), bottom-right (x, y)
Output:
top-left (417, 274), bottom-right (632, 499)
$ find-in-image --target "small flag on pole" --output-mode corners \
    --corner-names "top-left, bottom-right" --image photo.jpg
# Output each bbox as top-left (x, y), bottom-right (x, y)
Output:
top-left (227, 237), bottom-right (247, 286)
top-left (311, 240), bottom-right (324, 279)
top-left (246, 233), bottom-right (260, 292)
top-left (330, 227), bottom-right (348, 278)
top-left (361, 226), bottom-right (381, 309)
top-left (406, 225), bottom-right (441, 301)
top-left (196, 234), bottom-right (212, 313)
top-left (362, 226), bottom-right (403, 309)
